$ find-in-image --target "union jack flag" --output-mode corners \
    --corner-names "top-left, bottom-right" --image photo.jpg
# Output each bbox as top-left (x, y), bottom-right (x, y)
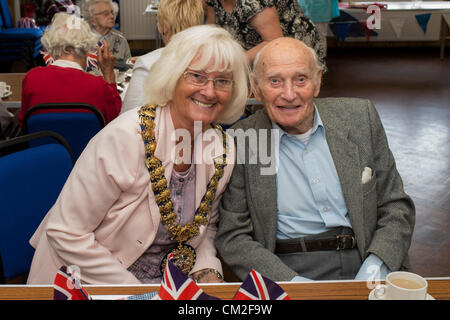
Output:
top-left (233, 269), bottom-right (291, 300)
top-left (40, 51), bottom-right (54, 66)
top-left (87, 41), bottom-right (105, 70)
top-left (158, 258), bottom-right (219, 300)
top-left (53, 266), bottom-right (91, 300)
top-left (18, 17), bottom-right (38, 29)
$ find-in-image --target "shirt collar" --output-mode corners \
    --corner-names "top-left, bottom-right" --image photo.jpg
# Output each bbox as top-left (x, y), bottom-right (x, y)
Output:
top-left (271, 104), bottom-right (324, 142)
top-left (52, 59), bottom-right (84, 71)
top-left (92, 27), bottom-right (110, 40)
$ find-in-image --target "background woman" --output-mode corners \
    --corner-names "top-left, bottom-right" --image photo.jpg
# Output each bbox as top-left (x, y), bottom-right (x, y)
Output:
top-left (122, 0), bottom-right (204, 113)
top-left (83, 0), bottom-right (131, 70)
top-left (27, 25), bottom-right (249, 285)
top-left (17, 12), bottom-right (121, 127)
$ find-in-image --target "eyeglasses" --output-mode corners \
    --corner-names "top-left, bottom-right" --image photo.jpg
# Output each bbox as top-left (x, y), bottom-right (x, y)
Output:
top-left (94, 10), bottom-right (114, 17)
top-left (183, 71), bottom-right (233, 91)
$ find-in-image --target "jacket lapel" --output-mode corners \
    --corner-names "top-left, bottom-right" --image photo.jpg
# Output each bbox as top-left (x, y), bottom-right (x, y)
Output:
top-left (317, 102), bottom-right (366, 252)
top-left (247, 110), bottom-right (279, 251)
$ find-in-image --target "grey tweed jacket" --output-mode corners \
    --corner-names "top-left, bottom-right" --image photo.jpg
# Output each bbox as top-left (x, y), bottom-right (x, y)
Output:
top-left (216, 97), bottom-right (415, 281)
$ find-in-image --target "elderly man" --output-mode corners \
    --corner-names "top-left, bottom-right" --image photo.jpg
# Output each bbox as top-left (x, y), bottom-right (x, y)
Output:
top-left (83, 0), bottom-right (131, 70)
top-left (216, 37), bottom-right (415, 282)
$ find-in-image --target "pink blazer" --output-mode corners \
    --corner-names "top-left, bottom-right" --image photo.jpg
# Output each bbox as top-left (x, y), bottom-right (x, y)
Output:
top-left (27, 106), bottom-right (235, 284)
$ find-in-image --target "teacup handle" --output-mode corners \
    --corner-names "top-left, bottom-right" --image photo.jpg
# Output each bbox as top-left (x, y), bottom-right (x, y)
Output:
top-left (373, 284), bottom-right (388, 300)
top-left (6, 85), bottom-right (10, 91)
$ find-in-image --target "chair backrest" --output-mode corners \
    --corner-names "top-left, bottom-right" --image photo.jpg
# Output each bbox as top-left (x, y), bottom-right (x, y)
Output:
top-left (0, 131), bottom-right (73, 281)
top-left (0, 5), bottom-right (4, 29)
top-left (22, 103), bottom-right (105, 162)
top-left (0, 0), bottom-right (13, 29)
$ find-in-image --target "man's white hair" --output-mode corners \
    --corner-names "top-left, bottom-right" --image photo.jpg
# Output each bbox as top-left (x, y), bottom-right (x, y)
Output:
top-left (252, 38), bottom-right (324, 88)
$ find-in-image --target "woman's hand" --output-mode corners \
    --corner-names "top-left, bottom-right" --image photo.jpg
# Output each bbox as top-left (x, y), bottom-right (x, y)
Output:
top-left (191, 268), bottom-right (224, 283)
top-left (97, 40), bottom-right (116, 83)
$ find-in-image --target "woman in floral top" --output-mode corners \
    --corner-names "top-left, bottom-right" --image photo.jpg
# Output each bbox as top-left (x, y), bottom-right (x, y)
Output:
top-left (204, 0), bottom-right (325, 68)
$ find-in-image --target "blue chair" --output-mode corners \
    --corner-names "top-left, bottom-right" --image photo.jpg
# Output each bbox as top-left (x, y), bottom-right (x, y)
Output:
top-left (22, 103), bottom-right (105, 162)
top-left (0, 131), bottom-right (73, 283)
top-left (0, 0), bottom-right (43, 69)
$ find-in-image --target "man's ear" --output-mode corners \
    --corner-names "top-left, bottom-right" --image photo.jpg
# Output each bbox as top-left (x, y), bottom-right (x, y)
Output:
top-left (314, 69), bottom-right (322, 97)
top-left (250, 73), bottom-right (263, 102)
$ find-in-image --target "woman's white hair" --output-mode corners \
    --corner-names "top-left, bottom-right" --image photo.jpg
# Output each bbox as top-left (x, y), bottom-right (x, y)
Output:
top-left (82, 0), bottom-right (119, 22)
top-left (144, 25), bottom-right (250, 125)
top-left (41, 12), bottom-right (98, 59)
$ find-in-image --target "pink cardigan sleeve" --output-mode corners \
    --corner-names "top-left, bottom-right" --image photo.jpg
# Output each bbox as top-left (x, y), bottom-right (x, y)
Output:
top-left (44, 119), bottom-right (142, 284)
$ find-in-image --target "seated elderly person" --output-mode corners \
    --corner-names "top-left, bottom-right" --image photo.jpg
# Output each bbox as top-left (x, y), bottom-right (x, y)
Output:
top-left (83, 0), bottom-right (131, 71)
top-left (122, 0), bottom-right (204, 112)
top-left (27, 25), bottom-right (249, 285)
top-left (17, 12), bottom-right (121, 127)
top-left (216, 37), bottom-right (415, 282)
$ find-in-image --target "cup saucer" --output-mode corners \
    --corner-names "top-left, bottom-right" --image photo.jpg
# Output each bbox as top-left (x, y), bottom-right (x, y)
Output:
top-left (369, 289), bottom-right (435, 300)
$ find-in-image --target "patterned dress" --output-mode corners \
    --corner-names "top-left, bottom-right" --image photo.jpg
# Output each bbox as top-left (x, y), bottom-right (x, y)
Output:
top-left (205, 0), bottom-right (326, 67)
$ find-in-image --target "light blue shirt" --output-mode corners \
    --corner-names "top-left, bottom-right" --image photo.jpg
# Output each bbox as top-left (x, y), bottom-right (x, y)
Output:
top-left (274, 107), bottom-right (352, 239)
top-left (272, 106), bottom-right (390, 281)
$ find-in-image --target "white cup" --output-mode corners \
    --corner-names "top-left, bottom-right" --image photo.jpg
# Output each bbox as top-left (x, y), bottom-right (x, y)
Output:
top-left (373, 271), bottom-right (428, 300)
top-left (0, 81), bottom-right (11, 96)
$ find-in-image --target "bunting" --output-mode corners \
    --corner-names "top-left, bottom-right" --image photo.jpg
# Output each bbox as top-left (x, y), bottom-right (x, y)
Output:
top-left (53, 266), bottom-right (91, 300)
top-left (415, 13), bottom-right (431, 34)
top-left (359, 21), bottom-right (372, 41)
top-left (53, 261), bottom-right (291, 300)
top-left (232, 269), bottom-right (291, 300)
top-left (389, 17), bottom-right (406, 39)
top-left (40, 51), bottom-right (54, 66)
top-left (332, 22), bottom-right (352, 42)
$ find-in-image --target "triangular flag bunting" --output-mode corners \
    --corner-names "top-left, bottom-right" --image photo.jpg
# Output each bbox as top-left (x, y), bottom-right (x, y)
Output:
top-left (415, 13), bottom-right (431, 34)
top-left (359, 21), bottom-right (372, 41)
top-left (157, 258), bottom-right (220, 300)
top-left (389, 17), bottom-right (406, 39)
top-left (442, 13), bottom-right (450, 28)
top-left (233, 269), bottom-right (291, 300)
top-left (333, 22), bottom-right (352, 42)
top-left (53, 266), bottom-right (91, 300)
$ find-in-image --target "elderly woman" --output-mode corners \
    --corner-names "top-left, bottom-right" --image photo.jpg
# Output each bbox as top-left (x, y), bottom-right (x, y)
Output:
top-left (122, 0), bottom-right (204, 112)
top-left (27, 25), bottom-right (249, 284)
top-left (17, 12), bottom-right (121, 127)
top-left (83, 0), bottom-right (131, 70)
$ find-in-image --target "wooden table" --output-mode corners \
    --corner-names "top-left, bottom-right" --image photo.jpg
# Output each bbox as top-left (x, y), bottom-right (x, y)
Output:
top-left (0, 73), bottom-right (25, 110)
top-left (0, 278), bottom-right (449, 300)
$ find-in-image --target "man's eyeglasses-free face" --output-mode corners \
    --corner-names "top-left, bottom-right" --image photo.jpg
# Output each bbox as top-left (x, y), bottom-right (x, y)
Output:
top-left (183, 71), bottom-right (233, 91)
